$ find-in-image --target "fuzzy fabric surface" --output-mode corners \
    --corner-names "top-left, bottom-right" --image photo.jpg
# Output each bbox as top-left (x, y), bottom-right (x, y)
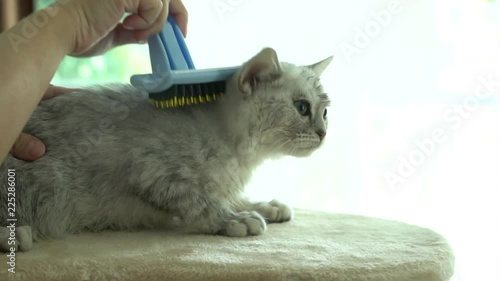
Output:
top-left (0, 209), bottom-right (454, 281)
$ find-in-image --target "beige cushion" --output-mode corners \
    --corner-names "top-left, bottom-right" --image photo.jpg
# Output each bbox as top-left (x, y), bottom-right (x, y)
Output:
top-left (0, 209), bottom-right (454, 281)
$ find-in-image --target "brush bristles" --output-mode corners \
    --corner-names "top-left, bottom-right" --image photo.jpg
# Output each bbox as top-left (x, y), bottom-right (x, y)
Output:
top-left (151, 93), bottom-right (224, 108)
top-left (149, 81), bottom-right (226, 108)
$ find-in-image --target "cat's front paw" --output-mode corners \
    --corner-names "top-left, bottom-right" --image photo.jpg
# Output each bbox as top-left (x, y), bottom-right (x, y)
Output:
top-left (254, 200), bottom-right (293, 223)
top-left (220, 211), bottom-right (266, 237)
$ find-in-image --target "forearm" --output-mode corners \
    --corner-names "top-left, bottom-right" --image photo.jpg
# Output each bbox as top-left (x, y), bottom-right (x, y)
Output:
top-left (0, 7), bottom-right (73, 163)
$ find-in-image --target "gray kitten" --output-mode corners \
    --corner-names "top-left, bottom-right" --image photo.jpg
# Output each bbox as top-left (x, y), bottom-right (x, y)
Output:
top-left (0, 48), bottom-right (332, 252)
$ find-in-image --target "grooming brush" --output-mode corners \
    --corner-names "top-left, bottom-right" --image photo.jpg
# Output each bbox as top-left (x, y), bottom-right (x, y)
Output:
top-left (130, 16), bottom-right (239, 108)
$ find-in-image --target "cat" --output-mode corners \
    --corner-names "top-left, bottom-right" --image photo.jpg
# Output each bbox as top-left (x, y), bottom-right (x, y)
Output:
top-left (0, 48), bottom-right (332, 252)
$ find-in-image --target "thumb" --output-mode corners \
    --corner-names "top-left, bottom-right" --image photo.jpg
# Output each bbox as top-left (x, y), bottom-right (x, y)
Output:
top-left (10, 133), bottom-right (46, 161)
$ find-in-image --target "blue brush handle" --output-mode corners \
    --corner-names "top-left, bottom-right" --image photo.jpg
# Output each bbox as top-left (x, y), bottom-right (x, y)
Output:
top-left (167, 16), bottom-right (195, 69)
top-left (158, 17), bottom-right (193, 71)
top-left (130, 16), bottom-right (239, 93)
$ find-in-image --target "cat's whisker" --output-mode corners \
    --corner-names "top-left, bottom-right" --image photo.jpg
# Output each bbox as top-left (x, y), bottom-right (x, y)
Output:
top-left (282, 139), bottom-right (297, 156)
top-left (267, 132), bottom-right (293, 152)
top-left (278, 139), bottom-right (293, 152)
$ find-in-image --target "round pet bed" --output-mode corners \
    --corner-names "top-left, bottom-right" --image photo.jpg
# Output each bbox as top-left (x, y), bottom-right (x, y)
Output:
top-left (0, 209), bottom-right (455, 281)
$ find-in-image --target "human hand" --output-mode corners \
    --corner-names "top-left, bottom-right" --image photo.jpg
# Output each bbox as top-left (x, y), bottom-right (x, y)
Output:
top-left (60, 0), bottom-right (188, 57)
top-left (9, 85), bottom-right (75, 161)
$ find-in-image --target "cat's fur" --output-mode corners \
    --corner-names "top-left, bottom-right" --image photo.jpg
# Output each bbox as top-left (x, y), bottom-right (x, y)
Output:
top-left (0, 48), bottom-right (332, 251)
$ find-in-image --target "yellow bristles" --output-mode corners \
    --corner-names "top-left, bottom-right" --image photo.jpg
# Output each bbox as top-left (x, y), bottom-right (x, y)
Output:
top-left (150, 91), bottom-right (223, 109)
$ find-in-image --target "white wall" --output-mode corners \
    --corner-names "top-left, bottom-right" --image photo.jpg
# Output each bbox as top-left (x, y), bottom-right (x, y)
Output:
top-left (182, 1), bottom-right (500, 280)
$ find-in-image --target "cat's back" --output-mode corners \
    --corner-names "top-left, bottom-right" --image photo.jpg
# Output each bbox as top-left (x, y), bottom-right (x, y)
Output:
top-left (27, 84), bottom-right (212, 138)
top-left (27, 84), bottom-right (152, 131)
top-left (25, 84), bottom-right (225, 162)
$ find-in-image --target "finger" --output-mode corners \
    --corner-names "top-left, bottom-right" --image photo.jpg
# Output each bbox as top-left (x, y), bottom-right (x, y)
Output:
top-left (43, 85), bottom-right (78, 100)
top-left (76, 24), bottom-right (147, 55)
top-left (112, 24), bottom-right (143, 45)
top-left (122, 0), bottom-right (164, 31)
top-left (10, 133), bottom-right (46, 161)
top-left (169, 0), bottom-right (188, 37)
top-left (131, 0), bottom-right (169, 41)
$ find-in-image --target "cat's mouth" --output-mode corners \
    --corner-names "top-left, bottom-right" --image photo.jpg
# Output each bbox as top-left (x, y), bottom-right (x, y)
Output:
top-left (288, 147), bottom-right (318, 158)
top-left (285, 138), bottom-right (322, 157)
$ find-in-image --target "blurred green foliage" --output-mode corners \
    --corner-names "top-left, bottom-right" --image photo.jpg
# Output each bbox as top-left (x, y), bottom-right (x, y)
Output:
top-left (35, 0), bottom-right (150, 87)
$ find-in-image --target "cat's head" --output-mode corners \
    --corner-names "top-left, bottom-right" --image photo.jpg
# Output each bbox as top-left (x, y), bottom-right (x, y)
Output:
top-left (223, 48), bottom-right (332, 158)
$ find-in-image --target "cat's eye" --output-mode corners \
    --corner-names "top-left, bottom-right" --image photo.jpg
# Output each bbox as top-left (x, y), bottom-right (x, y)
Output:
top-left (323, 109), bottom-right (327, 119)
top-left (294, 100), bottom-right (310, 116)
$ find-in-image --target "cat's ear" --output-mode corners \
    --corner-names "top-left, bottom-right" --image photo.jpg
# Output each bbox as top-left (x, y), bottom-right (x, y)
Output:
top-left (308, 56), bottom-right (333, 76)
top-left (238, 48), bottom-right (283, 94)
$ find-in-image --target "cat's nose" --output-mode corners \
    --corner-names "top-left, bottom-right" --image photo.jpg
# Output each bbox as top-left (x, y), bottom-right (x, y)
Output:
top-left (316, 130), bottom-right (326, 141)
